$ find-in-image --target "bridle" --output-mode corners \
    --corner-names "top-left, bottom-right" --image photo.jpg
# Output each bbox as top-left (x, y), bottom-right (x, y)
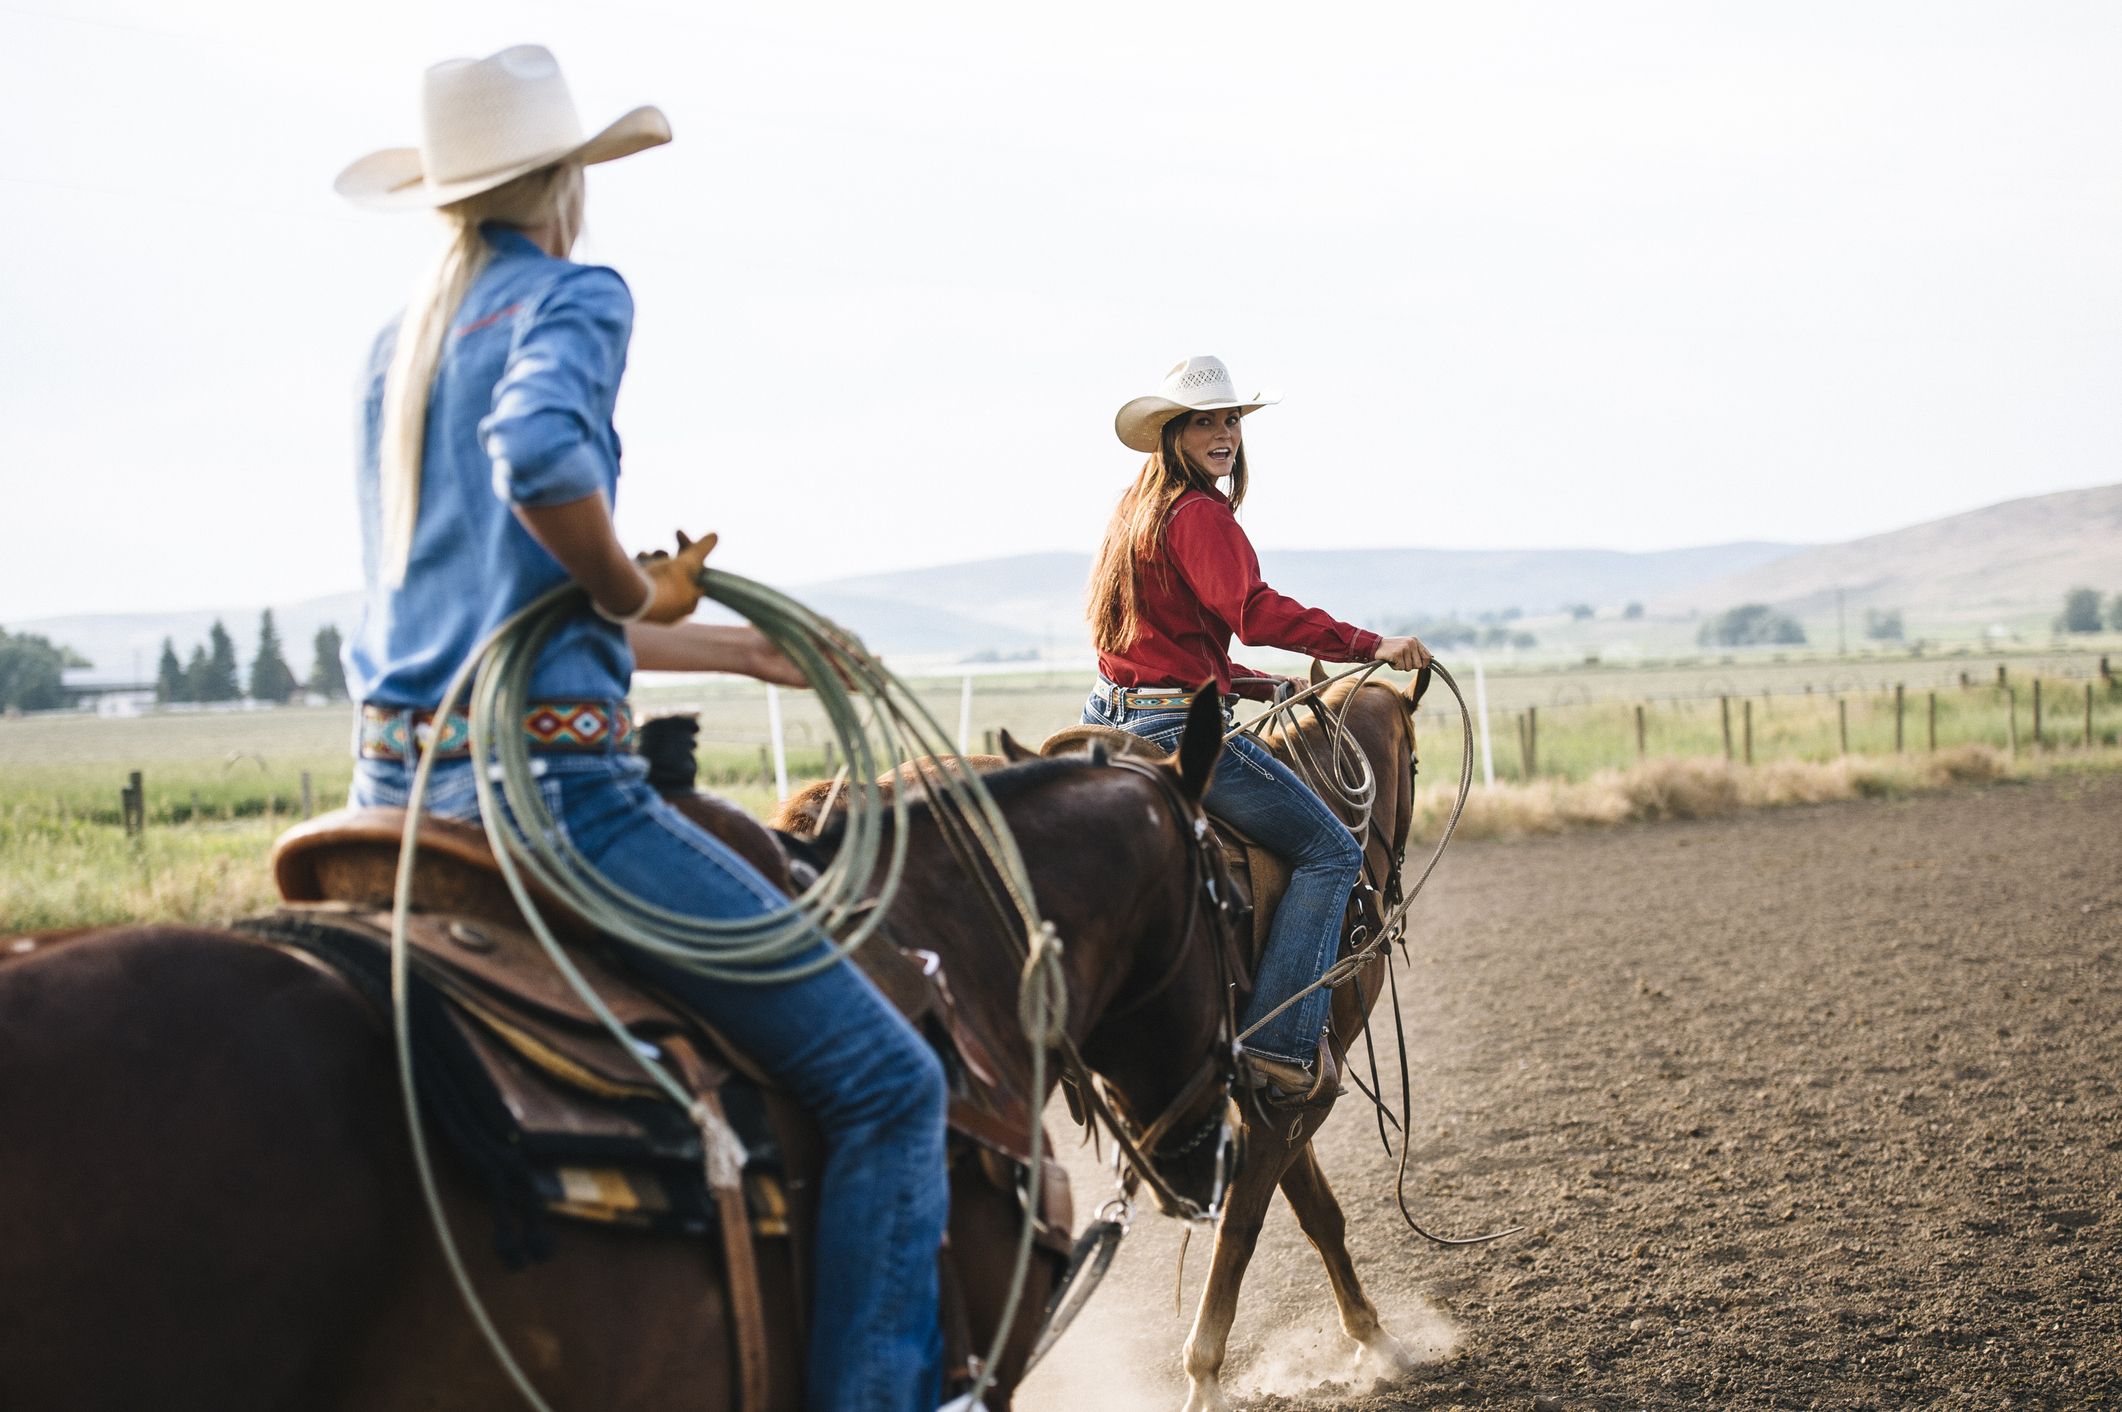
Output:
top-left (1057, 752), bottom-right (1246, 1225)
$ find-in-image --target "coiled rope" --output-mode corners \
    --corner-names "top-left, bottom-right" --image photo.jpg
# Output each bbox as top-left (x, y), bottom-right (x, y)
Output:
top-left (388, 569), bottom-right (1059, 1410)
top-left (1226, 660), bottom-right (1521, 1247)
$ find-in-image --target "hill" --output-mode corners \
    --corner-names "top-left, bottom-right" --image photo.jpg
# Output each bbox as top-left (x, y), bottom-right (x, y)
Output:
top-left (803, 541), bottom-right (1807, 645)
top-left (1659, 483), bottom-right (2122, 628)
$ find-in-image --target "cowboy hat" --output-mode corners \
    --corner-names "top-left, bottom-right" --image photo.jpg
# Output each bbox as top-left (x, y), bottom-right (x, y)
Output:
top-left (335, 44), bottom-right (670, 212)
top-left (1113, 355), bottom-right (1280, 453)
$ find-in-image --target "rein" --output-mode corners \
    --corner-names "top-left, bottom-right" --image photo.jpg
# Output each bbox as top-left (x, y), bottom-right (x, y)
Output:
top-left (1236, 662), bottom-right (1523, 1249)
top-left (1054, 754), bottom-right (1244, 1226)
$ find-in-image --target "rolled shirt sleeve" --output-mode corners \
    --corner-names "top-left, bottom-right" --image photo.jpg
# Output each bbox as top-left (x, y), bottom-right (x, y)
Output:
top-left (479, 266), bottom-right (634, 507)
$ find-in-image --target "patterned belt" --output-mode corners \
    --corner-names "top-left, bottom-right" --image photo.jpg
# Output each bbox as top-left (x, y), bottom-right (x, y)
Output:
top-left (359, 700), bottom-right (636, 760)
top-left (1099, 682), bottom-right (1221, 713)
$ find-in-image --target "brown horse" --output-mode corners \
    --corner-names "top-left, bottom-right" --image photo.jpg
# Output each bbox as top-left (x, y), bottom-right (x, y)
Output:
top-left (1173, 671), bottom-right (1436, 1412)
top-left (0, 691), bottom-right (1240, 1412)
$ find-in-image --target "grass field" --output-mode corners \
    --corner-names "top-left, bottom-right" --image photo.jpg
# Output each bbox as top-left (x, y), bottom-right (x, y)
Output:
top-left (4, 647), bottom-right (2116, 931)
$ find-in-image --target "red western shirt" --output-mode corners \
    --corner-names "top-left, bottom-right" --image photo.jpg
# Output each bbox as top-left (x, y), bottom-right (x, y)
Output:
top-left (1097, 488), bottom-right (1381, 701)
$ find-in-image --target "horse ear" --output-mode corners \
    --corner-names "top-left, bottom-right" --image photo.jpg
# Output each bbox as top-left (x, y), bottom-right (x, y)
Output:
top-left (1173, 684), bottom-right (1223, 801)
top-left (1408, 664), bottom-right (1434, 708)
top-left (997, 729), bottom-right (1038, 763)
top-left (1309, 658), bottom-right (1327, 687)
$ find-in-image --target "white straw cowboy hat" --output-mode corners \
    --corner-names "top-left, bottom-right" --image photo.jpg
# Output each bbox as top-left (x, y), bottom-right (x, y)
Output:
top-left (1114, 355), bottom-right (1281, 454)
top-left (335, 45), bottom-right (670, 212)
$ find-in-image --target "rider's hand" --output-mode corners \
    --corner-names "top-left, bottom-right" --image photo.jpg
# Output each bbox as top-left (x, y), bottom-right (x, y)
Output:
top-left (1372, 634), bottom-right (1433, 673)
top-left (599, 530), bottom-right (719, 625)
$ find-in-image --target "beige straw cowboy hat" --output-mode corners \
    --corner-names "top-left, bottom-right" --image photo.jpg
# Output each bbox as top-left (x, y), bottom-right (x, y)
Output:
top-left (1113, 355), bottom-right (1281, 453)
top-left (335, 44), bottom-right (670, 211)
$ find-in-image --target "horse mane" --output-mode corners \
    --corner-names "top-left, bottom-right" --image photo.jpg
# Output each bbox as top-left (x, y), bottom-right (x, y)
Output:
top-left (791, 753), bottom-right (1105, 858)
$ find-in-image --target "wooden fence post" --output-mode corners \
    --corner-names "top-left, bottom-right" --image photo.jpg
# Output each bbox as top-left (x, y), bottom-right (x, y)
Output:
top-left (300, 771), bottom-right (314, 819)
top-left (2087, 683), bottom-right (2096, 749)
top-left (1742, 699), bottom-right (1753, 765)
top-left (983, 729), bottom-right (995, 756)
top-left (1927, 692), bottom-right (1937, 752)
top-left (1526, 707), bottom-right (1538, 778)
top-left (1634, 703), bottom-right (1646, 759)
top-left (121, 770), bottom-right (144, 836)
top-left (1720, 697), bottom-right (1733, 761)
top-left (1894, 684), bottom-right (1905, 753)
top-left (2032, 679), bottom-right (2043, 749)
top-left (1838, 698), bottom-right (1849, 755)
top-left (1996, 664), bottom-right (2008, 688)
top-left (2007, 688), bottom-right (2018, 758)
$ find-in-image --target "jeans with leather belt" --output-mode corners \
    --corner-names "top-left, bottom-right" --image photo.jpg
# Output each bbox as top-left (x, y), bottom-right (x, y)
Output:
top-left (1082, 681), bottom-right (1361, 1064)
top-left (353, 752), bottom-right (948, 1412)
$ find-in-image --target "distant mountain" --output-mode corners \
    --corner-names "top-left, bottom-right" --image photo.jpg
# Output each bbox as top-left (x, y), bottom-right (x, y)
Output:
top-left (17, 592), bottom-right (365, 688)
top-left (802, 542), bottom-right (1809, 641)
top-left (16, 486), bottom-right (2109, 675)
top-left (9, 586), bottom-right (1043, 685)
top-left (1659, 483), bottom-right (2122, 624)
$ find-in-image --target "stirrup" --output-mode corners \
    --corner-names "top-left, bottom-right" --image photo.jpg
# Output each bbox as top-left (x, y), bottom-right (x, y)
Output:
top-left (937, 1394), bottom-right (988, 1412)
top-left (1244, 1036), bottom-right (1344, 1106)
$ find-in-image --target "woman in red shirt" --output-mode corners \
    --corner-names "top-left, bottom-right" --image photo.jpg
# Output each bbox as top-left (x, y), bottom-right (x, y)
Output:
top-left (1084, 355), bottom-right (1430, 1099)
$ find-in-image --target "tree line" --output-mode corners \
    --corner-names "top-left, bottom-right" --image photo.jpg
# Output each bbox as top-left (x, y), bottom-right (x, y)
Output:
top-left (155, 613), bottom-right (348, 704)
top-left (2056, 587), bottom-right (2122, 635)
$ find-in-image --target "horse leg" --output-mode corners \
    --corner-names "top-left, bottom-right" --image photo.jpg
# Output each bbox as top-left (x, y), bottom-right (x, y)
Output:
top-left (1277, 1139), bottom-right (1417, 1377)
top-left (1178, 1124), bottom-right (1293, 1412)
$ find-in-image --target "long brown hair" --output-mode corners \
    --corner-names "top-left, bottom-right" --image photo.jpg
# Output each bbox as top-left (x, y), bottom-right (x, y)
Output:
top-left (1086, 413), bottom-right (1250, 653)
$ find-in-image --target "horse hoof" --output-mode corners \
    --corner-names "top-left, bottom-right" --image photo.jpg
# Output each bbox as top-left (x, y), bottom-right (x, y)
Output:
top-left (1353, 1328), bottom-right (1420, 1377)
top-left (1181, 1380), bottom-right (1233, 1412)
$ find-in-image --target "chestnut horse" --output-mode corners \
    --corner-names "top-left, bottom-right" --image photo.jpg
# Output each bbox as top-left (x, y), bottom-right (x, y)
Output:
top-left (0, 692), bottom-right (1238, 1412)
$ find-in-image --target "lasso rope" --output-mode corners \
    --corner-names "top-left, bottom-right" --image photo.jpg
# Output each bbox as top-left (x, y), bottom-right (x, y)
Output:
top-left (388, 569), bottom-right (1059, 1410)
top-left (1227, 661), bottom-right (1522, 1247)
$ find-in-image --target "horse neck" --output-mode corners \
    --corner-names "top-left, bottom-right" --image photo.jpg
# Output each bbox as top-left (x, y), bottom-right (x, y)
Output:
top-left (1274, 683), bottom-right (1414, 868)
top-left (868, 767), bottom-right (1195, 1100)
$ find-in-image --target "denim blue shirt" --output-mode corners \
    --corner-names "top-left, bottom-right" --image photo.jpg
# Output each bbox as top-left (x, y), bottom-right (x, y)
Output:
top-left (346, 226), bottom-right (635, 708)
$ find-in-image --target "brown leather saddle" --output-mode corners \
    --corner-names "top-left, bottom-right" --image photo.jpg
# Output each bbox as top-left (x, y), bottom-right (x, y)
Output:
top-left (250, 797), bottom-right (1073, 1410)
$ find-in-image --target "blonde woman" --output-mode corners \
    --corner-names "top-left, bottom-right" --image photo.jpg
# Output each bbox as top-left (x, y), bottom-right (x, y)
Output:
top-left (336, 48), bottom-right (950, 1411)
top-left (1084, 356), bottom-right (1430, 1100)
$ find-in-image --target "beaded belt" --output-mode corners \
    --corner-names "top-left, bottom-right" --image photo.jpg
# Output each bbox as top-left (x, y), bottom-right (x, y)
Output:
top-left (359, 700), bottom-right (636, 760)
top-left (1098, 682), bottom-right (1226, 713)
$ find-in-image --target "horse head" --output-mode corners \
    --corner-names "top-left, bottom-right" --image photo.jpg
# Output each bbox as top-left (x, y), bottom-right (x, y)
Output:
top-left (1064, 688), bottom-right (1248, 1222)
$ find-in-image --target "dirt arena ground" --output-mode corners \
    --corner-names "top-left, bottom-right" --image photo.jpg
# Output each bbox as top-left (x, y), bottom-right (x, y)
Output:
top-left (1021, 771), bottom-right (2121, 1412)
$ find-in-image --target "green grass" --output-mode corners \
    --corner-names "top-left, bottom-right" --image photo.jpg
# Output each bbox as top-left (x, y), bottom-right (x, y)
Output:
top-left (4, 654), bottom-right (2116, 932)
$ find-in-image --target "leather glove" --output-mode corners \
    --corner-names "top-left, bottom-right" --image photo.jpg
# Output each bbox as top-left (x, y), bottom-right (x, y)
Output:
top-left (601, 530), bottom-right (718, 625)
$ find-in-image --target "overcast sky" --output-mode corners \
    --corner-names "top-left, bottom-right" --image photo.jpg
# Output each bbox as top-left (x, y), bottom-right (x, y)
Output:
top-left (2, 0), bottom-right (2116, 623)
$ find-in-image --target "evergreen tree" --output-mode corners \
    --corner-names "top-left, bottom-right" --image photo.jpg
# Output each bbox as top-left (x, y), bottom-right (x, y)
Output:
top-left (248, 610), bottom-right (297, 702)
top-left (155, 638), bottom-right (186, 704)
top-left (199, 620), bottom-right (241, 701)
top-left (183, 644), bottom-right (213, 701)
top-left (2110, 593), bottom-right (2122, 633)
top-left (309, 624), bottom-right (349, 701)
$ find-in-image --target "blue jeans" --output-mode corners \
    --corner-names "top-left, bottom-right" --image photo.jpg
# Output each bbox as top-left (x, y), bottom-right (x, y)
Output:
top-left (1082, 687), bottom-right (1362, 1064)
top-left (353, 751), bottom-right (949, 1412)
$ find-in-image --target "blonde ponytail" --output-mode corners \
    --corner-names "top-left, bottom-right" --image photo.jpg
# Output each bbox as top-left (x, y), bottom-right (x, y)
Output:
top-left (375, 161), bottom-right (585, 586)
